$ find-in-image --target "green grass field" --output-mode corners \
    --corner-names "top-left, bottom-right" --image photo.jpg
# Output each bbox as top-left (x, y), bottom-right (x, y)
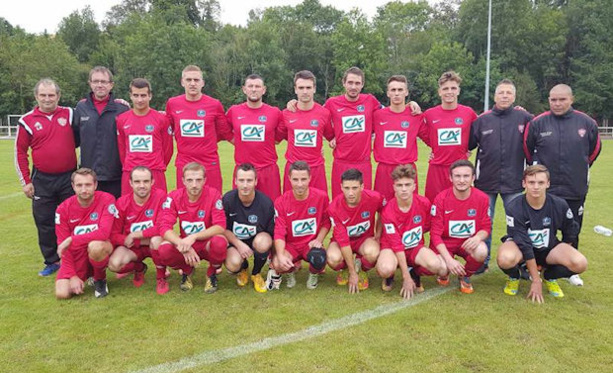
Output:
top-left (1, 139), bottom-right (612, 373)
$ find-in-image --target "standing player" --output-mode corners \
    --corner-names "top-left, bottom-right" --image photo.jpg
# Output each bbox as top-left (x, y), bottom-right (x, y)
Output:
top-left (55, 168), bottom-right (116, 299)
top-left (269, 161), bottom-right (330, 290)
top-left (165, 65), bottom-right (232, 192)
top-left (324, 67), bottom-right (382, 198)
top-left (280, 70), bottom-right (334, 194)
top-left (430, 160), bottom-right (490, 294)
top-left (108, 166), bottom-right (168, 294)
top-left (377, 165), bottom-right (448, 299)
top-left (524, 84), bottom-right (601, 286)
top-left (326, 169), bottom-right (384, 293)
top-left (469, 79), bottom-right (533, 273)
top-left (15, 78), bottom-right (77, 276)
top-left (423, 71), bottom-right (477, 203)
top-left (497, 165), bottom-right (586, 302)
top-left (226, 74), bottom-right (284, 200)
top-left (74, 66), bottom-right (130, 198)
top-left (116, 78), bottom-right (173, 195)
top-left (223, 163), bottom-right (275, 293)
top-left (373, 75), bottom-right (427, 200)
top-left (157, 162), bottom-right (228, 293)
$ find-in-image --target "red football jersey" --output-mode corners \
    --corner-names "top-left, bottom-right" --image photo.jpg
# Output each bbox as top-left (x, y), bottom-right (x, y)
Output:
top-left (373, 107), bottom-right (427, 164)
top-left (280, 103), bottom-right (334, 166)
top-left (15, 106), bottom-right (77, 185)
top-left (324, 94), bottom-right (381, 162)
top-left (381, 194), bottom-right (432, 252)
top-left (165, 94), bottom-right (231, 167)
top-left (328, 189), bottom-right (384, 247)
top-left (273, 188), bottom-right (331, 247)
top-left (227, 103), bottom-right (284, 167)
top-left (430, 187), bottom-right (491, 248)
top-left (116, 109), bottom-right (173, 172)
top-left (159, 186), bottom-right (225, 238)
top-left (111, 188), bottom-right (167, 246)
top-left (55, 191), bottom-right (116, 250)
top-left (423, 104), bottom-right (477, 166)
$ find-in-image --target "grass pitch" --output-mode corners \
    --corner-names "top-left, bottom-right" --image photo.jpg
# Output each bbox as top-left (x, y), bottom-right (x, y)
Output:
top-left (1, 139), bottom-right (612, 373)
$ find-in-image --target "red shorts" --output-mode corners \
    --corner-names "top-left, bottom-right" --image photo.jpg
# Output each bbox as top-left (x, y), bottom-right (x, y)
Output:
top-left (283, 162), bottom-right (328, 196)
top-left (128, 244), bottom-right (152, 262)
top-left (176, 161), bottom-right (222, 193)
top-left (331, 159), bottom-right (372, 199)
top-left (233, 163), bottom-right (281, 201)
top-left (333, 235), bottom-right (371, 255)
top-left (121, 170), bottom-right (167, 196)
top-left (432, 240), bottom-right (470, 260)
top-left (283, 243), bottom-right (310, 263)
top-left (374, 162), bottom-right (418, 201)
top-left (56, 248), bottom-right (92, 281)
top-left (425, 163), bottom-right (451, 203)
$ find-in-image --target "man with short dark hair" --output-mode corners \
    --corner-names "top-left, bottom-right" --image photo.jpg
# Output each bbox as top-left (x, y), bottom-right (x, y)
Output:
top-left (116, 78), bottom-right (173, 195)
top-left (74, 66), bottom-right (130, 199)
top-left (430, 160), bottom-right (490, 294)
top-left (497, 165), bottom-right (586, 302)
top-left (524, 83), bottom-right (601, 286)
top-left (15, 78), bottom-right (77, 276)
top-left (423, 71), bottom-right (478, 203)
top-left (226, 74), bottom-right (285, 200)
top-left (469, 79), bottom-right (533, 272)
top-left (157, 162), bottom-right (228, 294)
top-left (55, 168), bottom-right (116, 299)
top-left (268, 161), bottom-right (330, 290)
top-left (326, 168), bottom-right (384, 293)
top-left (109, 166), bottom-right (168, 294)
top-left (280, 70), bottom-right (334, 194)
top-left (165, 65), bottom-right (232, 192)
top-left (223, 163), bottom-right (275, 293)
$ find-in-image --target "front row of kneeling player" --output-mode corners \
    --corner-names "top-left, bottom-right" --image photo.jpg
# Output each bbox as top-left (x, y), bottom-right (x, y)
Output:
top-left (54, 160), bottom-right (587, 303)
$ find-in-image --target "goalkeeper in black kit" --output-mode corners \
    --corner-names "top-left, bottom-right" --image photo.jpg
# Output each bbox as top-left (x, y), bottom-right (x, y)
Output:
top-left (496, 165), bottom-right (587, 303)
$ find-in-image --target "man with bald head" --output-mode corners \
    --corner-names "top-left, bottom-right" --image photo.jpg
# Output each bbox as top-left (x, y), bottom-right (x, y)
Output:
top-left (524, 84), bottom-right (602, 286)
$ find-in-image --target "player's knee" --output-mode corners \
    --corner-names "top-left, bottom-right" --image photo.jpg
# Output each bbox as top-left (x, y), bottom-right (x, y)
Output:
top-left (149, 236), bottom-right (163, 250)
top-left (225, 250), bottom-right (242, 273)
top-left (326, 249), bottom-right (342, 266)
top-left (570, 254), bottom-right (588, 273)
top-left (55, 282), bottom-right (71, 300)
top-left (472, 243), bottom-right (488, 262)
top-left (88, 241), bottom-right (111, 260)
top-left (253, 233), bottom-right (272, 253)
top-left (376, 260), bottom-right (396, 278)
top-left (107, 256), bottom-right (123, 272)
top-left (307, 247), bottom-right (327, 271)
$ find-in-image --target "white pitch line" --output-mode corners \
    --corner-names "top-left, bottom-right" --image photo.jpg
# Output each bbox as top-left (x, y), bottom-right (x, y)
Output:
top-left (131, 285), bottom-right (452, 373)
top-left (0, 192), bottom-right (22, 201)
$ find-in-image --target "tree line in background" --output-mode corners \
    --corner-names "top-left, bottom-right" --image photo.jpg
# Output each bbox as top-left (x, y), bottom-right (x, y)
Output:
top-left (1, 0), bottom-right (611, 122)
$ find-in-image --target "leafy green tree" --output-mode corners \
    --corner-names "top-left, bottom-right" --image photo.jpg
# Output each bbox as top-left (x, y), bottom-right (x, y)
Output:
top-left (57, 6), bottom-right (101, 63)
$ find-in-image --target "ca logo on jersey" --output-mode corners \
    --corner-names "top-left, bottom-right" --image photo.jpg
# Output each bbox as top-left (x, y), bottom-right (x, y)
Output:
top-left (129, 135), bottom-right (153, 152)
top-left (295, 129), bottom-right (317, 147)
top-left (180, 119), bottom-right (205, 137)
top-left (384, 131), bottom-right (407, 148)
top-left (292, 218), bottom-right (317, 237)
top-left (74, 224), bottom-right (99, 235)
top-left (233, 222), bottom-right (257, 239)
top-left (402, 226), bottom-right (422, 249)
top-left (347, 221), bottom-right (370, 238)
top-left (181, 221), bottom-right (206, 234)
top-left (528, 228), bottom-right (550, 248)
top-left (130, 220), bottom-right (154, 233)
top-left (241, 124), bottom-right (265, 142)
top-left (449, 220), bottom-right (475, 238)
top-left (437, 128), bottom-right (461, 146)
top-left (342, 115), bottom-right (365, 133)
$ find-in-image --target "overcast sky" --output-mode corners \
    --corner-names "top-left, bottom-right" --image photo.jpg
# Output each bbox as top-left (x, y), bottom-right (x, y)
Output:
top-left (2, 0), bottom-right (441, 34)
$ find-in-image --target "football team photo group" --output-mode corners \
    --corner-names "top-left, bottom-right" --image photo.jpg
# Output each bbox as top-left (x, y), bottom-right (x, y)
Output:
top-left (16, 64), bottom-right (601, 305)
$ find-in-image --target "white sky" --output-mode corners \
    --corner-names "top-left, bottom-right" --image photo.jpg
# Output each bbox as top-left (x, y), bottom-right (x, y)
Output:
top-left (2, 0), bottom-right (441, 34)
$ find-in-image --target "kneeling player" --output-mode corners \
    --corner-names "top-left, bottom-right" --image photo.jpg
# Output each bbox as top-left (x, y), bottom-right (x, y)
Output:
top-left (108, 166), bottom-right (168, 294)
top-left (55, 168), bottom-right (116, 299)
top-left (223, 163), bottom-right (275, 293)
top-left (376, 165), bottom-right (448, 299)
top-left (269, 161), bottom-right (330, 290)
top-left (430, 160), bottom-right (491, 294)
top-left (327, 169), bottom-right (384, 293)
top-left (497, 165), bottom-right (586, 302)
top-left (158, 162), bottom-right (228, 293)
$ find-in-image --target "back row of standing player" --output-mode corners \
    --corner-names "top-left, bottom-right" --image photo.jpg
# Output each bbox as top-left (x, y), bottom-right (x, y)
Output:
top-left (16, 65), bottom-right (601, 293)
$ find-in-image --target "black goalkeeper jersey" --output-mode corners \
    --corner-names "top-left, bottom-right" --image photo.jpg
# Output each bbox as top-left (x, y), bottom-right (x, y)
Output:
top-left (222, 189), bottom-right (275, 242)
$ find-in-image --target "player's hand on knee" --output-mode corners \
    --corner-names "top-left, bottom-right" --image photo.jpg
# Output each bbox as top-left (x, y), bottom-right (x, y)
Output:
top-left (69, 276), bottom-right (84, 295)
top-left (446, 258), bottom-right (465, 276)
top-left (183, 249), bottom-right (200, 267)
top-left (278, 256), bottom-right (294, 272)
top-left (237, 242), bottom-right (252, 259)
